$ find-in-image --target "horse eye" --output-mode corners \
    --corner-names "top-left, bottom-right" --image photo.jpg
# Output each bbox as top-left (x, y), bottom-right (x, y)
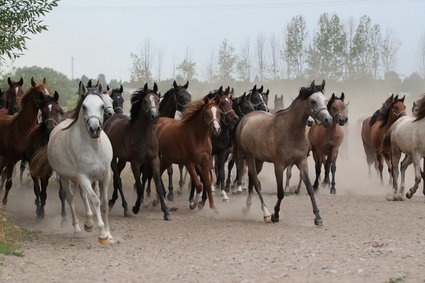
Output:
top-left (311, 101), bottom-right (317, 105)
top-left (101, 105), bottom-right (105, 109)
top-left (82, 105), bottom-right (87, 111)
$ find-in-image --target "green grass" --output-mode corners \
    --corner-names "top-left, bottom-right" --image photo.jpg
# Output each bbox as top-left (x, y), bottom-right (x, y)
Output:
top-left (0, 213), bottom-right (39, 257)
top-left (387, 274), bottom-right (407, 283)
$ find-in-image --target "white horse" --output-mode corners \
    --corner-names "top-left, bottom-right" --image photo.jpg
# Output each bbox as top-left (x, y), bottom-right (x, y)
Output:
top-left (388, 96), bottom-right (425, 201)
top-left (47, 82), bottom-right (114, 244)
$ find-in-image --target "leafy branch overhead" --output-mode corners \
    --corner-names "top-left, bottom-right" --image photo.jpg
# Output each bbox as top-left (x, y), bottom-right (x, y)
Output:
top-left (0, 0), bottom-right (59, 61)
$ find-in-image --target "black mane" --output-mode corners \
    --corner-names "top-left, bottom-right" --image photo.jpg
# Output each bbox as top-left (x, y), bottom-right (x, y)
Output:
top-left (130, 87), bottom-right (157, 121)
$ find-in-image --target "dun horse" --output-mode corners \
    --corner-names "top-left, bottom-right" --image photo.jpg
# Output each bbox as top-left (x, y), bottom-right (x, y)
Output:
top-left (233, 80), bottom-right (332, 226)
top-left (309, 93), bottom-right (348, 194)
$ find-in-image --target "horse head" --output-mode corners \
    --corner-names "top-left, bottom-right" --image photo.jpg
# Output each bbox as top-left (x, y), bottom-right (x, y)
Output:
top-left (40, 91), bottom-right (63, 133)
top-left (328, 92), bottom-right (348, 126)
top-left (274, 94), bottom-right (284, 111)
top-left (391, 95), bottom-right (406, 119)
top-left (248, 84), bottom-right (268, 112)
top-left (172, 80), bottom-right (191, 112)
top-left (6, 77), bottom-right (24, 113)
top-left (207, 86), bottom-right (239, 126)
top-left (233, 92), bottom-right (255, 117)
top-left (78, 81), bottom-right (105, 138)
top-left (130, 83), bottom-right (160, 124)
top-left (302, 80), bottom-right (332, 128)
top-left (109, 85), bottom-right (124, 115)
top-left (203, 95), bottom-right (221, 136)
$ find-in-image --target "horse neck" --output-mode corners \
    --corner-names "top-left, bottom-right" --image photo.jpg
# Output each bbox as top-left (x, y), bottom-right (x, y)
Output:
top-left (5, 90), bottom-right (16, 114)
top-left (382, 110), bottom-right (398, 130)
top-left (276, 98), bottom-right (309, 136)
top-left (159, 92), bottom-right (177, 118)
top-left (132, 112), bottom-right (154, 132)
top-left (14, 92), bottom-right (38, 129)
top-left (183, 109), bottom-right (210, 140)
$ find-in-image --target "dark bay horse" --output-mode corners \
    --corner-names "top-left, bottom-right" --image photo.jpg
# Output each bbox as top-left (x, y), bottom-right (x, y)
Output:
top-left (107, 85), bottom-right (125, 114)
top-left (309, 93), bottom-right (348, 194)
top-left (233, 80), bottom-right (332, 225)
top-left (248, 85), bottom-right (268, 112)
top-left (0, 77), bottom-right (24, 115)
top-left (25, 91), bottom-right (63, 217)
top-left (156, 95), bottom-right (221, 210)
top-left (0, 78), bottom-right (49, 206)
top-left (105, 83), bottom-right (170, 220)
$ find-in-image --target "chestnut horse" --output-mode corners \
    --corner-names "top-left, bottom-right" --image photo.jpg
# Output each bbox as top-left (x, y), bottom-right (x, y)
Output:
top-left (309, 93), bottom-right (348, 194)
top-left (25, 91), bottom-right (63, 217)
top-left (105, 83), bottom-right (170, 220)
top-left (156, 95), bottom-right (221, 210)
top-left (0, 77), bottom-right (24, 115)
top-left (233, 80), bottom-right (332, 226)
top-left (0, 78), bottom-right (49, 205)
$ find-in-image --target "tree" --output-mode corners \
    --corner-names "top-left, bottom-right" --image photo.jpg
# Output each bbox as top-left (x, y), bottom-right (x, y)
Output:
top-left (156, 49), bottom-right (164, 81)
top-left (307, 13), bottom-right (347, 80)
top-left (269, 33), bottom-right (280, 80)
top-left (381, 29), bottom-right (400, 75)
top-left (418, 32), bottom-right (425, 79)
top-left (205, 49), bottom-right (215, 82)
top-left (97, 73), bottom-right (107, 88)
top-left (130, 39), bottom-right (153, 84)
top-left (369, 24), bottom-right (382, 79)
top-left (177, 48), bottom-right (196, 81)
top-left (217, 39), bottom-right (236, 83)
top-left (256, 33), bottom-right (267, 81)
top-left (345, 17), bottom-right (356, 79)
top-left (283, 15), bottom-right (307, 79)
top-left (0, 0), bottom-right (59, 63)
top-left (235, 39), bottom-right (251, 82)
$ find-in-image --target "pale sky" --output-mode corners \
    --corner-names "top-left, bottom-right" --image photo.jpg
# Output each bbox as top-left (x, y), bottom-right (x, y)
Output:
top-left (6, 0), bottom-right (425, 81)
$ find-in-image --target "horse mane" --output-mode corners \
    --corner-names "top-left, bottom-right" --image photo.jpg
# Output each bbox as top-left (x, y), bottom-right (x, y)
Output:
top-left (369, 110), bottom-right (380, 127)
top-left (63, 88), bottom-right (101, 130)
top-left (414, 96), bottom-right (425, 121)
top-left (130, 87), bottom-right (156, 122)
top-left (377, 99), bottom-right (397, 128)
top-left (275, 82), bottom-right (324, 115)
top-left (181, 99), bottom-right (209, 125)
top-left (8, 85), bottom-right (38, 122)
top-left (159, 87), bottom-right (173, 112)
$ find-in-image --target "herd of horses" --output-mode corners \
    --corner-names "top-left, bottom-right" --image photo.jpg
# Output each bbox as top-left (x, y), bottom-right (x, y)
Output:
top-left (0, 76), bottom-right (422, 244)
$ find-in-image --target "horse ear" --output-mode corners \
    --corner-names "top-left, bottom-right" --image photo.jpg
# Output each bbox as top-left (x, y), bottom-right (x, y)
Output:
top-left (265, 89), bottom-right (269, 96)
top-left (229, 93), bottom-right (233, 99)
top-left (184, 81), bottom-right (189, 89)
top-left (310, 80), bottom-right (315, 88)
top-left (158, 91), bottom-right (162, 98)
top-left (331, 93), bottom-right (335, 100)
top-left (7, 77), bottom-right (12, 87)
top-left (119, 85), bottom-right (123, 93)
top-left (97, 83), bottom-right (103, 94)
top-left (153, 82), bottom-right (158, 93)
top-left (321, 80), bottom-right (326, 90)
top-left (87, 79), bottom-right (92, 88)
top-left (143, 83), bottom-right (148, 92)
top-left (42, 78), bottom-right (47, 86)
top-left (224, 86), bottom-right (230, 95)
top-left (394, 94), bottom-right (399, 101)
top-left (203, 95), bottom-right (210, 104)
top-left (252, 85), bottom-right (257, 92)
top-left (173, 80), bottom-right (178, 88)
top-left (340, 92), bottom-right (345, 101)
top-left (31, 77), bottom-right (37, 87)
top-left (400, 95), bottom-right (405, 103)
top-left (18, 77), bottom-right (24, 86)
top-left (107, 85), bottom-right (110, 91)
top-left (78, 81), bottom-right (87, 96)
top-left (217, 86), bottom-right (223, 96)
top-left (53, 91), bottom-right (59, 102)
top-left (231, 88), bottom-right (234, 94)
top-left (242, 92), bottom-right (246, 98)
top-left (259, 85), bottom-right (264, 93)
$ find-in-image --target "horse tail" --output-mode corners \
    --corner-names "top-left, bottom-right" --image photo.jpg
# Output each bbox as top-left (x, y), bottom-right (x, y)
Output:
top-left (232, 121), bottom-right (246, 173)
top-left (29, 146), bottom-right (52, 177)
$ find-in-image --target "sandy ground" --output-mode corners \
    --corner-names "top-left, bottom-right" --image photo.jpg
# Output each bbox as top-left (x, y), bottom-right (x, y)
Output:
top-left (1, 120), bottom-right (425, 282)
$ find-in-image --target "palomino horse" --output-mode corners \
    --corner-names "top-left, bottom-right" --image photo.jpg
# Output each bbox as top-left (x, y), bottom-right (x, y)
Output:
top-left (156, 95), bottom-right (221, 210)
top-left (25, 91), bottom-right (63, 218)
top-left (387, 96), bottom-right (425, 201)
top-left (233, 80), bottom-right (332, 225)
top-left (105, 83), bottom-right (170, 220)
top-left (309, 93), bottom-right (348, 194)
top-left (0, 77), bottom-right (24, 115)
top-left (370, 95), bottom-right (406, 182)
top-left (0, 78), bottom-right (49, 206)
top-left (46, 81), bottom-right (114, 244)
top-left (361, 95), bottom-right (395, 175)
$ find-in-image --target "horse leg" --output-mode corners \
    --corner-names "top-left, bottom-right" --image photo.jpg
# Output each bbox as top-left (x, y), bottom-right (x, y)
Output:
top-left (58, 179), bottom-right (67, 224)
top-left (330, 150), bottom-right (339, 194)
top-left (32, 175), bottom-right (42, 217)
top-left (297, 159), bottom-right (322, 226)
top-left (111, 159), bottom-right (130, 217)
top-left (406, 155), bottom-right (422, 200)
top-left (323, 155), bottom-right (331, 186)
top-left (271, 164), bottom-right (285, 223)
top-left (108, 158), bottom-right (119, 209)
top-left (79, 184), bottom-right (94, 232)
top-left (189, 179), bottom-right (195, 204)
top-left (400, 155), bottom-right (412, 199)
top-left (296, 172), bottom-right (303, 194)
top-left (186, 164), bottom-right (203, 209)
top-left (389, 146), bottom-right (402, 201)
top-left (217, 152), bottom-right (229, 201)
top-left (177, 164), bottom-right (185, 194)
top-left (312, 151), bottom-right (321, 191)
top-left (39, 176), bottom-right (49, 218)
top-left (61, 178), bottom-right (81, 233)
top-left (19, 160), bottom-right (26, 184)
top-left (246, 155), bottom-right (271, 222)
top-left (234, 164), bottom-right (244, 194)
top-left (198, 171), bottom-right (207, 210)
top-left (376, 152), bottom-right (384, 183)
top-left (78, 177), bottom-right (109, 243)
top-left (226, 158), bottom-right (234, 192)
top-left (1, 159), bottom-right (16, 206)
top-left (166, 166), bottom-right (174, 201)
top-left (99, 170), bottom-right (113, 242)
top-left (131, 162), bottom-right (144, 215)
top-left (242, 174), bottom-right (254, 215)
top-left (422, 158), bottom-right (425, 196)
top-left (151, 157), bottom-right (171, 221)
top-left (284, 165), bottom-right (292, 192)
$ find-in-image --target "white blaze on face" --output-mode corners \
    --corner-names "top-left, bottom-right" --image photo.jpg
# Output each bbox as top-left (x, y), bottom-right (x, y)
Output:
top-left (15, 87), bottom-right (19, 95)
top-left (43, 88), bottom-right (49, 95)
top-left (48, 104), bottom-right (52, 113)
top-left (211, 106), bottom-right (220, 132)
top-left (225, 98), bottom-right (230, 104)
top-left (149, 94), bottom-right (157, 110)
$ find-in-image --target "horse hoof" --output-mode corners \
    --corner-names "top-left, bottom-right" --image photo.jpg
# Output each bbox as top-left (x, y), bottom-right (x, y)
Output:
top-left (167, 193), bottom-right (174, 202)
top-left (314, 218), bottom-right (323, 227)
top-left (222, 198), bottom-right (229, 203)
top-left (330, 188), bottom-right (336, 195)
top-left (132, 206), bottom-right (140, 215)
top-left (164, 214), bottom-right (172, 221)
top-left (84, 225), bottom-right (94, 233)
top-left (406, 192), bottom-right (412, 199)
top-left (198, 203), bottom-right (204, 210)
top-left (98, 237), bottom-right (115, 245)
top-left (271, 214), bottom-right (279, 223)
top-left (264, 215), bottom-right (272, 223)
top-left (189, 202), bottom-right (197, 209)
top-left (108, 200), bottom-right (115, 210)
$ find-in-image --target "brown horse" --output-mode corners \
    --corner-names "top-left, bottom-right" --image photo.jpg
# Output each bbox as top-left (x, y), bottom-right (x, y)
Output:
top-left (156, 95), bottom-right (221, 210)
top-left (0, 77), bottom-right (24, 115)
top-left (25, 91), bottom-right (63, 217)
top-left (361, 95), bottom-right (395, 175)
top-left (0, 77), bottom-right (49, 205)
top-left (308, 93), bottom-right (348, 194)
top-left (105, 83), bottom-right (170, 220)
top-left (233, 80), bottom-right (332, 226)
top-left (369, 95), bottom-right (406, 182)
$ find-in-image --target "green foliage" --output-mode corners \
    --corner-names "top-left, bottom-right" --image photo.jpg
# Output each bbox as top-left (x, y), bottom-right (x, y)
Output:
top-left (177, 58), bottom-right (196, 81)
top-left (0, 216), bottom-right (39, 257)
top-left (283, 15), bottom-right (307, 79)
top-left (0, 0), bottom-right (59, 62)
top-left (217, 39), bottom-right (236, 84)
top-left (307, 13), bottom-right (347, 81)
